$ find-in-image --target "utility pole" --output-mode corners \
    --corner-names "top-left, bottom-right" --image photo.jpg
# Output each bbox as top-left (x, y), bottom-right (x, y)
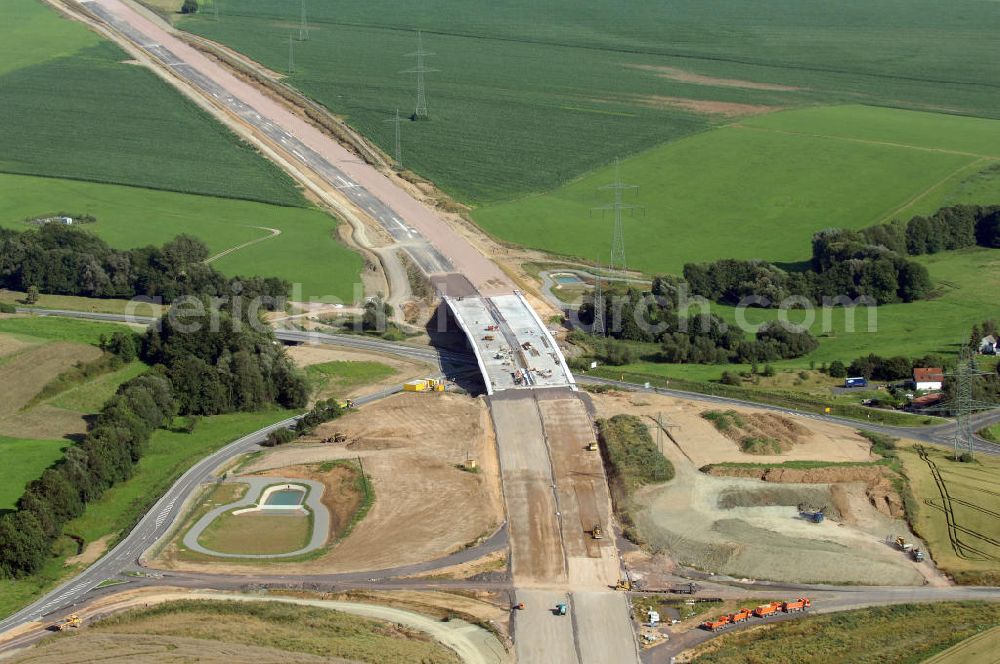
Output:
top-left (592, 158), bottom-right (641, 281)
top-left (384, 108), bottom-right (403, 170)
top-left (287, 34), bottom-right (295, 74)
top-left (947, 346), bottom-right (992, 460)
top-left (298, 0), bottom-right (309, 41)
top-left (401, 30), bottom-right (437, 119)
top-left (592, 256), bottom-right (605, 338)
top-left (213, 0), bottom-right (219, 21)
top-left (656, 411), bottom-right (663, 453)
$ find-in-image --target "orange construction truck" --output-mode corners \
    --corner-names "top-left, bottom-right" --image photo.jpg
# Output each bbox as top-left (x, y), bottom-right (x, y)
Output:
top-left (729, 608), bottom-right (753, 624)
top-left (782, 597), bottom-right (811, 612)
top-left (753, 602), bottom-right (783, 618)
top-left (700, 615), bottom-right (731, 631)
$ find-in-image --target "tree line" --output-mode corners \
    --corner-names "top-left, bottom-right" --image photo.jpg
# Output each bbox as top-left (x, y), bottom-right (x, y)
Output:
top-left (0, 225), bottom-right (289, 303)
top-left (0, 304), bottom-right (309, 578)
top-left (684, 204), bottom-right (1000, 307)
top-left (579, 282), bottom-right (818, 365)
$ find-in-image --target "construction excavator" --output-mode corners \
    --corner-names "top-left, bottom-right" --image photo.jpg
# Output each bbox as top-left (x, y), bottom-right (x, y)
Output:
top-left (49, 614), bottom-right (81, 631)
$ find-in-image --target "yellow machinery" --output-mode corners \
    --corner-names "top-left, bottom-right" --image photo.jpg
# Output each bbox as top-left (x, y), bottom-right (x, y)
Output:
top-left (50, 614), bottom-right (81, 631)
top-left (404, 378), bottom-right (446, 393)
top-left (615, 579), bottom-right (633, 591)
top-left (592, 523), bottom-right (604, 540)
top-left (586, 442), bottom-right (599, 451)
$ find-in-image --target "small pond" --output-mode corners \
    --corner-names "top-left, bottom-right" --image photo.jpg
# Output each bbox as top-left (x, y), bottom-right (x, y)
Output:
top-left (265, 488), bottom-right (306, 507)
top-left (552, 272), bottom-right (583, 285)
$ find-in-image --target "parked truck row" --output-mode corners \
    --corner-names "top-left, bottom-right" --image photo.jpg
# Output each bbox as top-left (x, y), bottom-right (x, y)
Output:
top-left (700, 598), bottom-right (811, 631)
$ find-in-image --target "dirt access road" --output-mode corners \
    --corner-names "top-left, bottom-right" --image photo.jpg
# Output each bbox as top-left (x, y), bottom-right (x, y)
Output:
top-left (69, 0), bottom-right (512, 298)
top-left (491, 389), bottom-right (639, 663)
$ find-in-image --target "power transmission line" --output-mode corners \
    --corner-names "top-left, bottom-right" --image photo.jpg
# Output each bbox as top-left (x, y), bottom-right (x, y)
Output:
top-left (384, 108), bottom-right (403, 170)
top-left (401, 30), bottom-right (437, 119)
top-left (592, 158), bottom-right (641, 281)
top-left (298, 0), bottom-right (309, 41)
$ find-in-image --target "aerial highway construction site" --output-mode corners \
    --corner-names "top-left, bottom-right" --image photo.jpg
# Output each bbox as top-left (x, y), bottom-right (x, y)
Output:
top-left (2, 0), bottom-right (1000, 663)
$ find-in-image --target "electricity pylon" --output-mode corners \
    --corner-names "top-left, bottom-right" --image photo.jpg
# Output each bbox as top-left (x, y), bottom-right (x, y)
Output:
top-left (947, 346), bottom-right (993, 460)
top-left (401, 30), bottom-right (437, 119)
top-left (298, 0), bottom-right (309, 40)
top-left (384, 108), bottom-right (403, 170)
top-left (592, 158), bottom-right (641, 281)
top-left (925, 345), bottom-right (994, 460)
top-left (592, 257), bottom-right (605, 338)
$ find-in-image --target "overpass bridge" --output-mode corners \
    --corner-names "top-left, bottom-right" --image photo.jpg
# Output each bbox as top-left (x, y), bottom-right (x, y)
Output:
top-left (445, 292), bottom-right (576, 394)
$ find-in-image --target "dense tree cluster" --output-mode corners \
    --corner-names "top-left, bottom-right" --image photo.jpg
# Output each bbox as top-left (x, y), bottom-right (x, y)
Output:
top-left (581, 283), bottom-right (817, 365)
top-left (141, 303), bottom-right (309, 415)
top-left (0, 225), bottom-right (289, 303)
top-left (843, 353), bottom-right (945, 381)
top-left (684, 204), bottom-right (1000, 308)
top-left (0, 375), bottom-right (175, 577)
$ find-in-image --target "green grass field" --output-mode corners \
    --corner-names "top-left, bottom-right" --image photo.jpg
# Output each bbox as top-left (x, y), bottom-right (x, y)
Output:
top-left (0, 0), bottom-right (303, 205)
top-left (178, 0), bottom-right (1000, 203)
top-left (922, 626), bottom-right (1000, 664)
top-left (0, 410), bottom-right (294, 618)
top-left (305, 360), bottom-right (398, 398)
top-left (0, 315), bottom-right (134, 346)
top-left (691, 602), bottom-right (1000, 664)
top-left (0, 436), bottom-right (67, 511)
top-left (0, 174), bottom-right (363, 301)
top-left (48, 361), bottom-right (148, 413)
top-left (898, 443), bottom-right (1000, 585)
top-left (475, 106), bottom-right (1000, 273)
top-left (198, 511), bottom-right (311, 555)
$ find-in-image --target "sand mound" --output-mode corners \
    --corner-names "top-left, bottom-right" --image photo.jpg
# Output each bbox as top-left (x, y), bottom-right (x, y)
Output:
top-left (702, 410), bottom-right (808, 454)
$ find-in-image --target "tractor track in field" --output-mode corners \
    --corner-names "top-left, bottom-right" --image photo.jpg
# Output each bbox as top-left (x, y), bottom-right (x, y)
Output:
top-left (917, 445), bottom-right (999, 562)
top-left (204, 226), bottom-right (281, 263)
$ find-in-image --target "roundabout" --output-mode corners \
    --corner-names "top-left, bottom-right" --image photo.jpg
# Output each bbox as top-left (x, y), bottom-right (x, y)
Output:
top-left (183, 477), bottom-right (329, 559)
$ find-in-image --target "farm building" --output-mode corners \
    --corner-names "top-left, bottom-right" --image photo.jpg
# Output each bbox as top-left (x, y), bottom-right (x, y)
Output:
top-left (913, 367), bottom-right (944, 391)
top-left (908, 392), bottom-right (944, 412)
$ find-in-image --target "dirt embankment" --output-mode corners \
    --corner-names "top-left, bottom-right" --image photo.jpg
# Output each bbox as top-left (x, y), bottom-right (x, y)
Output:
top-left (704, 465), bottom-right (905, 518)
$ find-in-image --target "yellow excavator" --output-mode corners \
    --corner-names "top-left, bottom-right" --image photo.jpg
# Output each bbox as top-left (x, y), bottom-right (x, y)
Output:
top-left (50, 614), bottom-right (81, 631)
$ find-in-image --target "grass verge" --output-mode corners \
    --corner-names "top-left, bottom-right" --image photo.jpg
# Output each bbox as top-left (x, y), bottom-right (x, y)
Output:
top-left (597, 414), bottom-right (673, 544)
top-left (86, 599), bottom-right (461, 664)
top-left (688, 602), bottom-right (1000, 663)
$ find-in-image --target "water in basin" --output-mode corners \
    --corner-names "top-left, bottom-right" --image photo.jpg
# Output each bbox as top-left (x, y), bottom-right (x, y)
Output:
top-left (553, 273), bottom-right (583, 285)
top-left (265, 488), bottom-right (305, 507)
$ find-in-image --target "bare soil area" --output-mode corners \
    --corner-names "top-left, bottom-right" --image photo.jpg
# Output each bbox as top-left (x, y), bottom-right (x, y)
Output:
top-left (704, 465), bottom-right (905, 519)
top-left (590, 390), bottom-right (926, 585)
top-left (0, 333), bottom-right (35, 359)
top-left (0, 404), bottom-right (88, 440)
top-left (154, 394), bottom-right (503, 574)
top-left (590, 390), bottom-right (875, 466)
top-left (628, 94), bottom-right (780, 117)
top-left (626, 64), bottom-right (804, 91)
